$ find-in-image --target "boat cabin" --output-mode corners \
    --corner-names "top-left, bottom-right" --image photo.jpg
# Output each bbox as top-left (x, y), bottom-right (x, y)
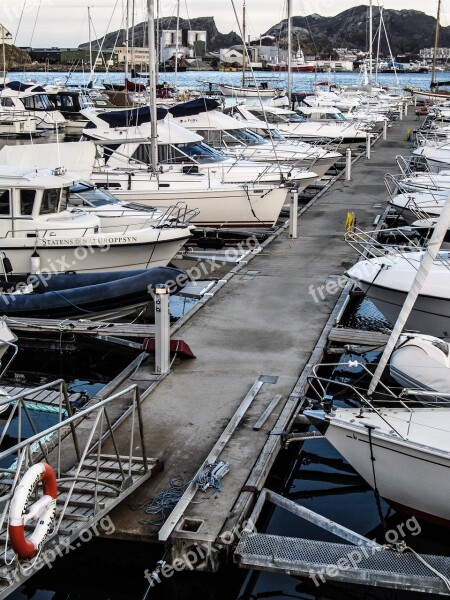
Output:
top-left (0, 167), bottom-right (99, 238)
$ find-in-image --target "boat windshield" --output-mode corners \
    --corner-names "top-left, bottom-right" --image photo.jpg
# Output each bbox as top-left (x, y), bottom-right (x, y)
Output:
top-left (40, 188), bottom-right (62, 214)
top-left (23, 94), bottom-right (54, 111)
top-left (230, 129), bottom-right (266, 145)
top-left (172, 142), bottom-right (228, 163)
top-left (70, 183), bottom-right (119, 207)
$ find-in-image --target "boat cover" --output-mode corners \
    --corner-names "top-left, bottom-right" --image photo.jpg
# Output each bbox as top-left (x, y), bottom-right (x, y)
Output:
top-left (169, 99), bottom-right (220, 118)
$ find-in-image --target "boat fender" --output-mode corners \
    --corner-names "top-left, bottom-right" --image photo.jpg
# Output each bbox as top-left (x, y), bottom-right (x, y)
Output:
top-left (30, 250), bottom-right (41, 274)
top-left (8, 463), bottom-right (57, 559)
top-left (1, 254), bottom-right (13, 275)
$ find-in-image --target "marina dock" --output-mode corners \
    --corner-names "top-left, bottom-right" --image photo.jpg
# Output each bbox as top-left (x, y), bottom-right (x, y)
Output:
top-left (101, 112), bottom-right (416, 563)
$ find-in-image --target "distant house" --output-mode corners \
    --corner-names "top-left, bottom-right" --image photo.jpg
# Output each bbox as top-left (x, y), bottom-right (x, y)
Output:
top-left (220, 46), bottom-right (262, 69)
top-left (0, 25), bottom-right (12, 45)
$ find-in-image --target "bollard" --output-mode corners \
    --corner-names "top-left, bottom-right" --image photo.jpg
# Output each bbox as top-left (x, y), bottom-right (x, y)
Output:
top-left (383, 119), bottom-right (387, 141)
top-left (154, 284), bottom-right (170, 374)
top-left (346, 148), bottom-right (352, 181)
top-left (289, 187), bottom-right (298, 239)
top-left (414, 96), bottom-right (417, 107)
top-left (366, 134), bottom-right (371, 159)
top-left (404, 102), bottom-right (408, 116)
top-left (399, 106), bottom-right (403, 121)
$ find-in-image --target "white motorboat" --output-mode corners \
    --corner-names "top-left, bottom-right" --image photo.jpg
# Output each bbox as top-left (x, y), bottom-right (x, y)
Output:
top-left (218, 83), bottom-right (281, 98)
top-left (306, 405), bottom-right (450, 524)
top-left (82, 106), bottom-right (317, 189)
top-left (0, 140), bottom-right (289, 229)
top-left (345, 250), bottom-right (450, 337)
top-left (413, 142), bottom-right (450, 173)
top-left (170, 100), bottom-right (341, 180)
top-left (239, 105), bottom-right (370, 148)
top-left (388, 192), bottom-right (448, 225)
top-left (390, 333), bottom-right (450, 400)
top-left (0, 82), bottom-right (66, 130)
top-left (0, 166), bottom-right (192, 274)
top-left (0, 112), bottom-right (38, 137)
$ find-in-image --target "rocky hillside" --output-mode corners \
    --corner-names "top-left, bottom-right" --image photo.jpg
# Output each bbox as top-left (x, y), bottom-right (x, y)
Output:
top-left (79, 16), bottom-right (241, 52)
top-left (79, 7), bottom-right (448, 57)
top-left (2, 44), bottom-right (31, 67)
top-left (264, 6), bottom-right (450, 56)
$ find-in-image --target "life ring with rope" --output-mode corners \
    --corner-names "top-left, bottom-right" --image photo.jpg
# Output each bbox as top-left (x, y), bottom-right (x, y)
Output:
top-left (8, 462), bottom-right (57, 559)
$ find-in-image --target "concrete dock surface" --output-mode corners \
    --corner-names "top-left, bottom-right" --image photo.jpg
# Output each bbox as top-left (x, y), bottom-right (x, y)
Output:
top-left (107, 113), bottom-right (416, 548)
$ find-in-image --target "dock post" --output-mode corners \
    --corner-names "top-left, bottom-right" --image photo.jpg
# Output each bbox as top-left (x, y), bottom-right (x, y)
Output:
top-left (399, 106), bottom-right (403, 121)
top-left (345, 148), bottom-right (352, 181)
top-left (404, 101), bottom-right (408, 116)
top-left (154, 284), bottom-right (170, 374)
top-left (383, 119), bottom-right (387, 141)
top-left (366, 134), bottom-right (371, 159)
top-left (289, 187), bottom-right (298, 239)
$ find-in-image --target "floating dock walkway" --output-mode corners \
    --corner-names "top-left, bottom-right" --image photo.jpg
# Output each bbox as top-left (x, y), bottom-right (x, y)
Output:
top-left (103, 111), bottom-right (416, 569)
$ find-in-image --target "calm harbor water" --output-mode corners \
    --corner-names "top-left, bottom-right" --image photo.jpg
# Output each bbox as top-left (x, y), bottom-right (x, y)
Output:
top-left (3, 69), bottom-right (448, 599)
top-left (8, 68), bottom-right (450, 93)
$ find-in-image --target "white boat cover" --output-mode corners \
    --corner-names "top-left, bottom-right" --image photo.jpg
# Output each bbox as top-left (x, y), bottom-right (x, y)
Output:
top-left (0, 141), bottom-right (96, 181)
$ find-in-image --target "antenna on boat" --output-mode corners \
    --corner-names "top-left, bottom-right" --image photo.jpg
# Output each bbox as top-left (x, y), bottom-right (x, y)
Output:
top-left (367, 197), bottom-right (450, 395)
top-left (147, 0), bottom-right (158, 173)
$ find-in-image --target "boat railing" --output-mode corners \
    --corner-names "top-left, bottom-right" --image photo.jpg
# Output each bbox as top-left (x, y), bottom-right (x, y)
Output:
top-left (2, 226), bottom-right (96, 239)
top-left (344, 225), bottom-right (423, 260)
top-left (152, 202), bottom-right (199, 228)
top-left (0, 380), bottom-right (149, 563)
top-left (307, 362), bottom-right (415, 438)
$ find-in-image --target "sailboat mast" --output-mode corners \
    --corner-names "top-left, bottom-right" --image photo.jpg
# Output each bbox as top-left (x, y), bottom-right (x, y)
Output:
top-left (125, 0), bottom-right (130, 81)
top-left (174, 0), bottom-right (180, 85)
top-left (2, 26), bottom-right (6, 85)
top-left (287, 0), bottom-right (292, 102)
top-left (431, 0), bottom-right (441, 87)
top-left (88, 6), bottom-right (93, 81)
top-left (147, 0), bottom-right (158, 172)
top-left (131, 0), bottom-right (135, 72)
top-left (368, 0), bottom-right (373, 85)
top-left (242, 0), bottom-right (246, 87)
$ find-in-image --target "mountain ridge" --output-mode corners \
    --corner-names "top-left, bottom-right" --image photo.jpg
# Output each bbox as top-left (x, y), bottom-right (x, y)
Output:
top-left (79, 6), bottom-right (448, 57)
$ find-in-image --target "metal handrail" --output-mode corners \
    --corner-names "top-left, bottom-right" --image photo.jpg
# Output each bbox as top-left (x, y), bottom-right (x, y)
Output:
top-left (0, 380), bottom-right (148, 563)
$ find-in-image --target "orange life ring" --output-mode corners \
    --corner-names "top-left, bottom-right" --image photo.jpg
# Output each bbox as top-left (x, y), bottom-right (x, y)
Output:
top-left (9, 462), bottom-right (57, 559)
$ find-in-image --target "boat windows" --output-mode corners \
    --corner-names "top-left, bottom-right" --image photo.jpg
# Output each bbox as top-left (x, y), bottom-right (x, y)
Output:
top-left (22, 94), bottom-right (53, 111)
top-left (230, 129), bottom-right (266, 145)
top-left (20, 189), bottom-right (35, 215)
top-left (0, 190), bottom-right (10, 215)
top-left (40, 189), bottom-right (61, 214)
top-left (0, 98), bottom-right (14, 108)
top-left (170, 143), bottom-right (228, 164)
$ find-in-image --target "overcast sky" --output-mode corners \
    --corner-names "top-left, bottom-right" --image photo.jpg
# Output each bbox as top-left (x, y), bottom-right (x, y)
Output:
top-left (2, 0), bottom-right (447, 48)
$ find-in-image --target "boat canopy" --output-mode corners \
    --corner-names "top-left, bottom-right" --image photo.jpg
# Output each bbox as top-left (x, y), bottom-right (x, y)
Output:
top-left (168, 98), bottom-right (220, 118)
top-left (3, 81), bottom-right (47, 93)
top-left (95, 106), bottom-right (168, 128)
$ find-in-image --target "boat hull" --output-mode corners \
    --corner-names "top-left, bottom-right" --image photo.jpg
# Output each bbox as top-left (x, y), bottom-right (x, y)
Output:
top-left (0, 268), bottom-right (185, 318)
top-left (322, 416), bottom-right (450, 524)
top-left (91, 184), bottom-right (289, 228)
top-left (0, 229), bottom-right (191, 274)
top-left (357, 281), bottom-right (450, 338)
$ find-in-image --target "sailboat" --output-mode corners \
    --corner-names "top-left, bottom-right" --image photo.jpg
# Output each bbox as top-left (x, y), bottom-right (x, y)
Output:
top-left (219, 0), bottom-right (282, 99)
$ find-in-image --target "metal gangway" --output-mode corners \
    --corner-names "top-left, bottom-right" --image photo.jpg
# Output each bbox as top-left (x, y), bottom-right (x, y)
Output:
top-left (0, 379), bottom-right (161, 598)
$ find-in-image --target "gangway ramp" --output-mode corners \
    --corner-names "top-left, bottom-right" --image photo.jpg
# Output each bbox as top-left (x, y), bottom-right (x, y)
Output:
top-left (235, 489), bottom-right (450, 595)
top-left (0, 380), bottom-right (161, 598)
